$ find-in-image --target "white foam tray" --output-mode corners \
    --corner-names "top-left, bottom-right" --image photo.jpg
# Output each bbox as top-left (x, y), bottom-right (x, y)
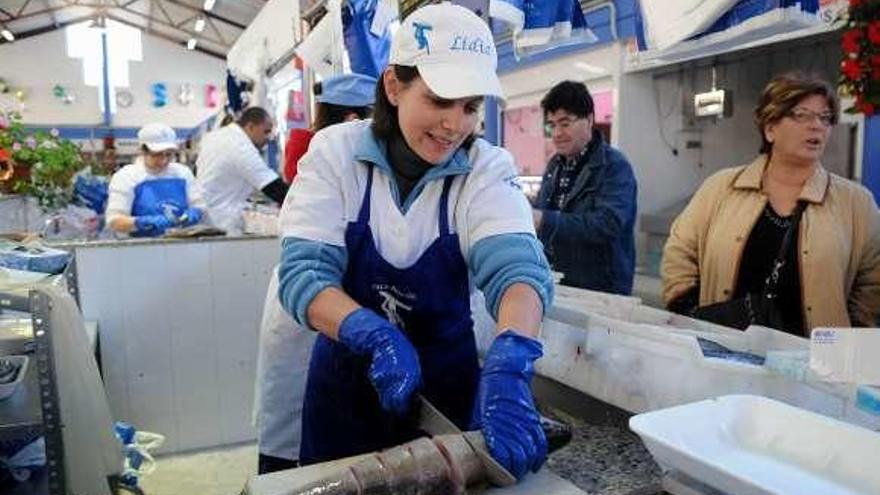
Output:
top-left (630, 395), bottom-right (880, 495)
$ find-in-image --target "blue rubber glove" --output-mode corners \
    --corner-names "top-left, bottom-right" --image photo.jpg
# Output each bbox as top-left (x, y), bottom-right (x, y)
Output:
top-left (178, 207), bottom-right (203, 227)
top-left (474, 330), bottom-right (546, 480)
top-left (337, 308), bottom-right (421, 415)
top-left (134, 215), bottom-right (174, 236)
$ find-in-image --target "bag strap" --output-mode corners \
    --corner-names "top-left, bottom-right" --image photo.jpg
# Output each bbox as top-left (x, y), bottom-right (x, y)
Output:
top-left (762, 201), bottom-right (807, 299)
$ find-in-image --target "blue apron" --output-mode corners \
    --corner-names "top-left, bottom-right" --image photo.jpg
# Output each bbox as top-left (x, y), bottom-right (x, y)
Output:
top-left (299, 164), bottom-right (480, 465)
top-left (131, 177), bottom-right (188, 237)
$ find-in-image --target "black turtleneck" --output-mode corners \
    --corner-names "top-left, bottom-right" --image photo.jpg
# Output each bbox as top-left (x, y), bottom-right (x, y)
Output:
top-left (387, 132), bottom-right (434, 204)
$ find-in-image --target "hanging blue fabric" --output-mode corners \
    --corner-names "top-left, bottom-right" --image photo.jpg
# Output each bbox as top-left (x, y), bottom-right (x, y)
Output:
top-left (225, 70), bottom-right (250, 115)
top-left (490, 0), bottom-right (596, 54)
top-left (342, 0), bottom-right (391, 78)
top-left (691, 0), bottom-right (819, 41)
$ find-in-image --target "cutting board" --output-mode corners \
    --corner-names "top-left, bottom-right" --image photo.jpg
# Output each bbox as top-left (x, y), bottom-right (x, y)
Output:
top-left (245, 454), bottom-right (586, 495)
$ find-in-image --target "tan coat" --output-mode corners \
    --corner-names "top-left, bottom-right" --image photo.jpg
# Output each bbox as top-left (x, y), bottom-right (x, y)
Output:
top-left (662, 155), bottom-right (880, 333)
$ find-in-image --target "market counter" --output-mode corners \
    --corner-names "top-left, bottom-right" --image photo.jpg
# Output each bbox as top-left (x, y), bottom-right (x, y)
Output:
top-left (55, 234), bottom-right (280, 454)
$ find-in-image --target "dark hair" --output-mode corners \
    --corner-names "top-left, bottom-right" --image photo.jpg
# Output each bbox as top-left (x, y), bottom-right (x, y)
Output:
top-left (237, 106), bottom-right (272, 127)
top-left (371, 65), bottom-right (421, 141)
top-left (755, 73), bottom-right (840, 154)
top-left (370, 65), bottom-right (477, 149)
top-left (314, 103), bottom-right (372, 131)
top-left (541, 80), bottom-right (595, 119)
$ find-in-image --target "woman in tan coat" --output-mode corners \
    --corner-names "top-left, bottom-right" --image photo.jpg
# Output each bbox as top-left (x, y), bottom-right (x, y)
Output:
top-left (662, 74), bottom-right (880, 336)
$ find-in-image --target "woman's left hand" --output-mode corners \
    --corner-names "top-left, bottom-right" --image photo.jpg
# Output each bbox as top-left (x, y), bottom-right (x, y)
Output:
top-left (473, 329), bottom-right (546, 480)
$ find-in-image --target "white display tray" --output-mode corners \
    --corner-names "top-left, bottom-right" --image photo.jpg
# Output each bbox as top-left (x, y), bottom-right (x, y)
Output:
top-left (630, 395), bottom-right (880, 495)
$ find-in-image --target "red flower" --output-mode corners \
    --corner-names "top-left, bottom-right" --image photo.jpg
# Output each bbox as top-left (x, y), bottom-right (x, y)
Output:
top-left (0, 149), bottom-right (9, 162)
top-left (859, 101), bottom-right (875, 116)
top-left (869, 21), bottom-right (880, 45)
top-left (842, 59), bottom-right (863, 80)
top-left (842, 29), bottom-right (863, 53)
top-left (850, 0), bottom-right (863, 6)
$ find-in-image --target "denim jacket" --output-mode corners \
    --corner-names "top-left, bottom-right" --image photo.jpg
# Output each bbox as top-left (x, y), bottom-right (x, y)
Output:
top-left (535, 132), bottom-right (637, 294)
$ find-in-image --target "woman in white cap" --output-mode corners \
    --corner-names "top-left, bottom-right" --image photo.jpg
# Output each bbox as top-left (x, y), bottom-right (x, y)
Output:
top-left (106, 123), bottom-right (205, 237)
top-left (283, 73), bottom-right (377, 183)
top-left (273, 3), bottom-right (553, 480)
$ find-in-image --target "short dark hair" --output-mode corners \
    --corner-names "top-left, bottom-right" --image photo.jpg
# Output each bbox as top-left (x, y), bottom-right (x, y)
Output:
top-left (238, 106), bottom-right (271, 127)
top-left (541, 81), bottom-right (595, 119)
top-left (754, 73), bottom-right (840, 154)
top-left (371, 65), bottom-right (420, 141)
top-left (314, 103), bottom-right (371, 131)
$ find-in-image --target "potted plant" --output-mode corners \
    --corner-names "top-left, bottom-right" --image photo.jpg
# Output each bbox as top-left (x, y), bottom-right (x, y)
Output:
top-left (0, 111), bottom-right (85, 210)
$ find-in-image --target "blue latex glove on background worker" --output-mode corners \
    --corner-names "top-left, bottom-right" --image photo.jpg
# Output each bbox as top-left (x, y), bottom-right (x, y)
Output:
top-left (134, 207), bottom-right (202, 236)
top-left (337, 307), bottom-right (421, 415)
top-left (474, 330), bottom-right (547, 480)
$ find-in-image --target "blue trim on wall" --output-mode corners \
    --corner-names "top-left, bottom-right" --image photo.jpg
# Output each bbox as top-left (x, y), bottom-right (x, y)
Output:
top-left (24, 114), bottom-right (219, 141)
top-left (497, 0), bottom-right (639, 74)
top-left (863, 115), bottom-right (880, 203)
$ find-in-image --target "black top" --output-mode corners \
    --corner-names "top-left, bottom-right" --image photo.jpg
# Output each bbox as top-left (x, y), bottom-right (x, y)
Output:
top-left (733, 203), bottom-right (805, 335)
top-left (388, 132), bottom-right (433, 204)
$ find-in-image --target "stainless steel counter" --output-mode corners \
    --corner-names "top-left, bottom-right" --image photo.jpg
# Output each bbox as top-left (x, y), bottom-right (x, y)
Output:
top-left (48, 233), bottom-right (277, 250)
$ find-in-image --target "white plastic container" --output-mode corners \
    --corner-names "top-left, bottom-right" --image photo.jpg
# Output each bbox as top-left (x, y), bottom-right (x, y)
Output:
top-left (629, 395), bottom-right (880, 495)
top-left (0, 354), bottom-right (28, 400)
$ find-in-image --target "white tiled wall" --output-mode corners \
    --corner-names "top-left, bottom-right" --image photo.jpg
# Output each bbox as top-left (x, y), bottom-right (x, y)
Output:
top-left (76, 238), bottom-right (280, 453)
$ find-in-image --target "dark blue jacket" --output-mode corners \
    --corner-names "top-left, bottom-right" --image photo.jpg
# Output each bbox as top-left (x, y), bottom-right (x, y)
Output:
top-left (535, 132), bottom-right (637, 295)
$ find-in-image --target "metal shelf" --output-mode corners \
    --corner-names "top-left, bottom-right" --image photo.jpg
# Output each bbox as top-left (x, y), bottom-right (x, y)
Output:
top-left (0, 358), bottom-right (44, 442)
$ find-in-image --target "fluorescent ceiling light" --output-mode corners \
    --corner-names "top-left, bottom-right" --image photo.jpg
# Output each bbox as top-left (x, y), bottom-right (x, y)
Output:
top-left (194, 18), bottom-right (205, 32)
top-left (573, 62), bottom-right (605, 75)
top-left (187, 38), bottom-right (197, 50)
top-left (1, 29), bottom-right (14, 42)
top-left (203, 0), bottom-right (216, 11)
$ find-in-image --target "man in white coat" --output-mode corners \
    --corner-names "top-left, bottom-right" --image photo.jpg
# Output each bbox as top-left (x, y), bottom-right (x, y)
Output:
top-left (195, 107), bottom-right (289, 234)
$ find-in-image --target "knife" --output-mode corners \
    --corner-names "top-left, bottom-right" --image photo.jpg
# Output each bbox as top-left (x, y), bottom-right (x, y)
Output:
top-left (416, 394), bottom-right (517, 487)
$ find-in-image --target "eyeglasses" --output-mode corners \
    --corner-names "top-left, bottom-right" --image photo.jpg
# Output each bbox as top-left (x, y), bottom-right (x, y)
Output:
top-left (544, 117), bottom-right (583, 137)
top-left (787, 108), bottom-right (834, 127)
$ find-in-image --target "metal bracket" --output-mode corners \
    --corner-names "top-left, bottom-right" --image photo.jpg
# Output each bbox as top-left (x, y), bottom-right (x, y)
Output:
top-left (31, 290), bottom-right (67, 495)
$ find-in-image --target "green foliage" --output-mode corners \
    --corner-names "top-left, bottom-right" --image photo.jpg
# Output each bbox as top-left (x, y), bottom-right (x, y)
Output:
top-left (0, 111), bottom-right (85, 210)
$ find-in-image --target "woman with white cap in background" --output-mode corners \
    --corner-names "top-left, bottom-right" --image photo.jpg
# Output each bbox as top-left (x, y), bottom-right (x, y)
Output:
top-left (105, 123), bottom-right (205, 237)
top-left (283, 72), bottom-right (377, 183)
top-left (275, 3), bottom-right (553, 480)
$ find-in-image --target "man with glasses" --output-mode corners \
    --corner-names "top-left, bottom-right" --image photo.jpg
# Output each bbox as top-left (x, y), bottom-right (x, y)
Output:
top-left (533, 80), bottom-right (637, 295)
top-left (196, 106), bottom-right (290, 235)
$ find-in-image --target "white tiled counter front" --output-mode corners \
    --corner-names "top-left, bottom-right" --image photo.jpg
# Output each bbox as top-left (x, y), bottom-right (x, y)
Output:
top-left (69, 235), bottom-right (280, 453)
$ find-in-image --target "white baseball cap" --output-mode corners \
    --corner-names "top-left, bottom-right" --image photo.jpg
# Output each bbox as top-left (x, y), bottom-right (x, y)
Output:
top-left (137, 123), bottom-right (178, 152)
top-left (390, 3), bottom-right (504, 100)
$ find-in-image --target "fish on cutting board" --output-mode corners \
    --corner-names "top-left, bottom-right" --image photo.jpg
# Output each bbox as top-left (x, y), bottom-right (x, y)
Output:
top-left (285, 433), bottom-right (493, 495)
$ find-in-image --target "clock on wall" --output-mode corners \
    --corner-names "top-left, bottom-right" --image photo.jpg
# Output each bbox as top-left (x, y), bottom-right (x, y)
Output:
top-left (116, 90), bottom-right (134, 108)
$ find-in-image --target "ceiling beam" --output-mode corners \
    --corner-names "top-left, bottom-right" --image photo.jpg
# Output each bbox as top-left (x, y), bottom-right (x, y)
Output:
top-left (1, 3), bottom-right (101, 23)
top-left (117, 4), bottom-right (227, 47)
top-left (42, 0), bottom-right (59, 27)
top-left (1, 12), bottom-right (94, 42)
top-left (107, 12), bottom-right (225, 59)
top-left (206, 15), bottom-right (226, 45)
top-left (161, 0), bottom-right (246, 30)
top-left (152, 0), bottom-right (175, 26)
top-left (16, 0), bottom-right (35, 17)
top-left (0, 7), bottom-right (15, 21)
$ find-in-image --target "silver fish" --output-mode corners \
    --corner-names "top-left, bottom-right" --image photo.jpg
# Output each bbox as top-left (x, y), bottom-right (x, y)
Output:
top-left (287, 434), bottom-right (487, 495)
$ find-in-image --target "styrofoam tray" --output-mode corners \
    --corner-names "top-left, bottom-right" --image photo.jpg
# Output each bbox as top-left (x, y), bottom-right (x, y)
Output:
top-left (630, 395), bottom-right (880, 495)
top-left (0, 355), bottom-right (28, 400)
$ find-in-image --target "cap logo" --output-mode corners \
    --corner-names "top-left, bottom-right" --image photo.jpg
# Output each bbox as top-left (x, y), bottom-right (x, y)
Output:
top-left (412, 21), bottom-right (433, 54)
top-left (449, 33), bottom-right (494, 56)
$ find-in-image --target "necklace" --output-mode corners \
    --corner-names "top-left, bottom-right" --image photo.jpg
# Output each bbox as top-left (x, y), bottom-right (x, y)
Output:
top-left (763, 204), bottom-right (792, 229)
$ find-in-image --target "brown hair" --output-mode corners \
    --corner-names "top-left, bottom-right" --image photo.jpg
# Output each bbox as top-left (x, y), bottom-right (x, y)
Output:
top-left (754, 73), bottom-right (840, 154)
top-left (371, 65), bottom-right (421, 141)
top-left (314, 103), bottom-right (372, 131)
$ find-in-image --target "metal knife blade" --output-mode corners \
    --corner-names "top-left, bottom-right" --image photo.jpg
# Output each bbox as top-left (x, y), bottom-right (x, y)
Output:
top-left (416, 394), bottom-right (517, 487)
